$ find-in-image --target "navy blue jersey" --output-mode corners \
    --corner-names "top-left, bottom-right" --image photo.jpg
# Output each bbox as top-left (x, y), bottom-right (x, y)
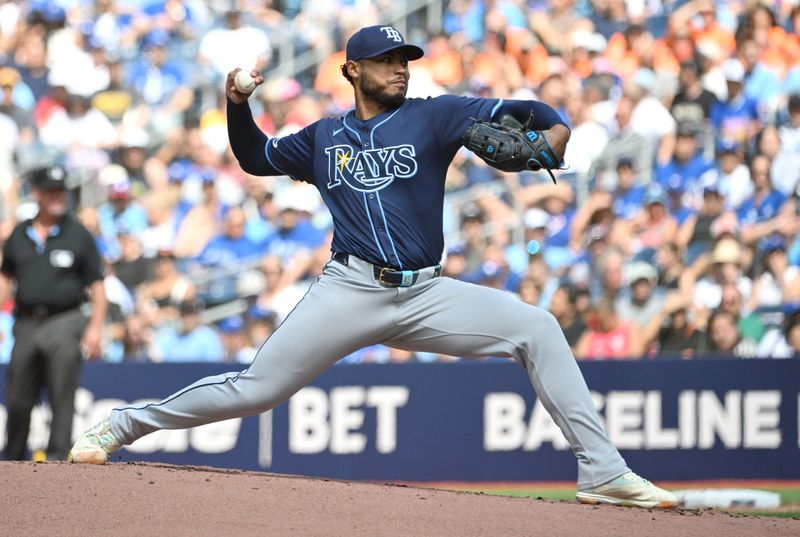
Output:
top-left (261, 96), bottom-right (505, 269)
top-left (231, 95), bottom-right (566, 270)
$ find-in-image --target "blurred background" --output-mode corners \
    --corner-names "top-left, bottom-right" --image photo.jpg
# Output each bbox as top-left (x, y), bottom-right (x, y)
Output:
top-left (0, 0), bottom-right (798, 365)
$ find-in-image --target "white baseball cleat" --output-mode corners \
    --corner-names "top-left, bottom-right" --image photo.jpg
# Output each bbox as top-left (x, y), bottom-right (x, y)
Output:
top-left (576, 472), bottom-right (678, 509)
top-left (69, 419), bottom-right (122, 464)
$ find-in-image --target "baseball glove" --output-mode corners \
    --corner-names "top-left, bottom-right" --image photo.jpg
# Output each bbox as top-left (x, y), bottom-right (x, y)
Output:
top-left (462, 114), bottom-right (562, 183)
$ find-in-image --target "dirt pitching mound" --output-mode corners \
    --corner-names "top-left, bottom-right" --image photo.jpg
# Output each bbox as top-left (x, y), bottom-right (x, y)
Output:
top-left (1, 462), bottom-right (796, 537)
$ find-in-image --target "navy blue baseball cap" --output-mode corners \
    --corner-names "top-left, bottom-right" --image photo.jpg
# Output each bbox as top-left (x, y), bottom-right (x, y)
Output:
top-left (346, 25), bottom-right (424, 62)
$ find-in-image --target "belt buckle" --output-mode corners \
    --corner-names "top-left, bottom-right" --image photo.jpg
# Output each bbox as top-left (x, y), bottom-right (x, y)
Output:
top-left (379, 267), bottom-right (392, 286)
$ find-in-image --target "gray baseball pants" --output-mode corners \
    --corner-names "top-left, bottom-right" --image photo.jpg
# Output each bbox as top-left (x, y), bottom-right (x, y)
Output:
top-left (111, 255), bottom-right (628, 488)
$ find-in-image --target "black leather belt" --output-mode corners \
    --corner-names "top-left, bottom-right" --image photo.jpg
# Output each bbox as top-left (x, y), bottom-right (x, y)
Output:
top-left (16, 304), bottom-right (80, 320)
top-left (332, 252), bottom-right (442, 287)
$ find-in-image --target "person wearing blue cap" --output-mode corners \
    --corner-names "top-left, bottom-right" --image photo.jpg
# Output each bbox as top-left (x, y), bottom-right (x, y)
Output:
top-left (610, 157), bottom-right (646, 220)
top-left (654, 121), bottom-right (714, 202)
top-left (217, 316), bottom-right (256, 363)
top-left (129, 29), bottom-right (190, 108)
top-left (738, 153), bottom-right (791, 249)
top-left (747, 238), bottom-right (800, 311)
top-left (677, 182), bottom-right (733, 266)
top-left (696, 138), bottom-right (751, 211)
top-left (72, 25), bottom-right (676, 509)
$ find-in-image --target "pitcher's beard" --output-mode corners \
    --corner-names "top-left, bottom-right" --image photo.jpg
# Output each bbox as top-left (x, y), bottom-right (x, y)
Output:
top-left (359, 76), bottom-right (406, 109)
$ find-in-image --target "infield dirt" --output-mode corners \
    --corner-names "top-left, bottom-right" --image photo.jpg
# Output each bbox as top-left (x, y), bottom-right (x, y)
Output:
top-left (1, 461), bottom-right (797, 537)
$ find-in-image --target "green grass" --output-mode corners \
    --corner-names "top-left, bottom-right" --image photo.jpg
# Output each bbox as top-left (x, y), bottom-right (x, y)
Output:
top-left (431, 484), bottom-right (800, 519)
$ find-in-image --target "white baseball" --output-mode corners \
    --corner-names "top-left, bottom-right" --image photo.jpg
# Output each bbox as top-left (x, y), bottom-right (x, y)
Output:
top-left (234, 70), bottom-right (256, 93)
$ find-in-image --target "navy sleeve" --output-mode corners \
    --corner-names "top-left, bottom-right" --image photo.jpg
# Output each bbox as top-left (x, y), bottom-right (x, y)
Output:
top-left (495, 99), bottom-right (570, 130)
top-left (264, 123), bottom-right (318, 182)
top-left (226, 99), bottom-right (271, 175)
top-left (429, 96), bottom-right (569, 156)
top-left (226, 99), bottom-right (317, 180)
top-left (429, 95), bottom-right (504, 153)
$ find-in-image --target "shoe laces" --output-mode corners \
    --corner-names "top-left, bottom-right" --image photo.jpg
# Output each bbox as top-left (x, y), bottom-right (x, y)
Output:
top-left (87, 421), bottom-right (118, 448)
top-left (621, 472), bottom-right (650, 485)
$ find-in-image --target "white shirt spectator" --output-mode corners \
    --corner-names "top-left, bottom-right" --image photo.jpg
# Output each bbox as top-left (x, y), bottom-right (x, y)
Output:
top-left (757, 328), bottom-right (795, 358)
top-left (692, 275), bottom-right (753, 311)
top-left (39, 105), bottom-right (117, 150)
top-left (564, 117), bottom-right (609, 179)
top-left (630, 95), bottom-right (677, 147)
top-left (46, 28), bottom-right (109, 97)
top-left (0, 113), bottom-right (19, 194)
top-left (776, 123), bottom-right (800, 196)
top-left (752, 266), bottom-right (800, 308)
top-left (198, 23), bottom-right (270, 79)
top-left (699, 164), bottom-right (753, 210)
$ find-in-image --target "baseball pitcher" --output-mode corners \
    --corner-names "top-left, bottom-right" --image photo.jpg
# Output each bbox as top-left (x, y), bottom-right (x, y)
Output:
top-left (71, 25), bottom-right (676, 509)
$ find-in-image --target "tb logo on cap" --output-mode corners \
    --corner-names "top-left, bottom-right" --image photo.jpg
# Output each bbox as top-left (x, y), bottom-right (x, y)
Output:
top-left (380, 26), bottom-right (402, 42)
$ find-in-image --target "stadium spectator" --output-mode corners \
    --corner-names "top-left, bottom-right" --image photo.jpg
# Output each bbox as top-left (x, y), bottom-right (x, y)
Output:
top-left (217, 315), bottom-right (255, 363)
top-left (12, 32), bottom-right (51, 103)
top-left (697, 139), bottom-right (752, 210)
top-left (703, 309), bottom-right (758, 358)
top-left (677, 184), bottom-right (736, 265)
top-left (197, 9), bottom-right (271, 82)
top-left (591, 93), bottom-right (654, 184)
top-left (757, 307), bottom-right (800, 359)
top-left (138, 192), bottom-right (179, 257)
top-left (194, 207), bottom-right (261, 269)
top-left (747, 240), bottom-right (800, 310)
top-left (608, 157), bottom-right (645, 221)
top-left (549, 285), bottom-right (587, 352)
top-left (97, 178), bottom-right (148, 260)
top-left (150, 299), bottom-right (223, 362)
top-left (0, 67), bottom-right (35, 139)
top-left (561, 93), bottom-right (609, 179)
top-left (128, 29), bottom-right (192, 112)
top-left (442, 244), bottom-right (469, 280)
top-left (710, 58), bottom-right (761, 144)
top-left (245, 304), bottom-right (276, 352)
top-left (112, 228), bottom-right (152, 294)
top-left (775, 94), bottom-right (800, 196)
top-left (615, 261), bottom-right (665, 329)
top-left (670, 59), bottom-right (718, 129)
top-left (626, 70), bottom-right (678, 166)
top-left (655, 121), bottom-right (714, 199)
top-left (738, 153), bottom-right (791, 248)
top-left (641, 292), bottom-right (701, 359)
top-left (173, 169), bottom-right (226, 258)
top-left (623, 185), bottom-right (678, 259)
top-left (654, 241), bottom-right (684, 291)
top-left (575, 299), bottom-right (643, 360)
top-left (756, 125), bottom-right (798, 198)
top-left (684, 238), bottom-right (753, 314)
top-left (136, 249), bottom-right (195, 328)
top-left (717, 282), bottom-right (765, 347)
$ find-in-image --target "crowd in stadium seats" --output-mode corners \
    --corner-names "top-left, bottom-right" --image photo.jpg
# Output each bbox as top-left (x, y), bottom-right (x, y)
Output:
top-left (0, 0), bottom-right (798, 364)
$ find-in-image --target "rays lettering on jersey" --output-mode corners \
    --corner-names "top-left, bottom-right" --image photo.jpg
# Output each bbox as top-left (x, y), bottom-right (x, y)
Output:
top-left (324, 144), bottom-right (418, 192)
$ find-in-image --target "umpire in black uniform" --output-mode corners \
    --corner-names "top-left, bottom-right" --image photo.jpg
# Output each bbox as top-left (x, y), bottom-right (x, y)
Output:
top-left (1, 166), bottom-right (107, 461)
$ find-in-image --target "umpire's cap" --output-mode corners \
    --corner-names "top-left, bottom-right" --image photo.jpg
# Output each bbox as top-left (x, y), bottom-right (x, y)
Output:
top-left (28, 166), bottom-right (68, 191)
top-left (346, 25), bottom-right (424, 62)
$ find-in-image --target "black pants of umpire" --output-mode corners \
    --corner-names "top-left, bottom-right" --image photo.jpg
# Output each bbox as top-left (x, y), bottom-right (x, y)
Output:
top-left (4, 308), bottom-right (88, 461)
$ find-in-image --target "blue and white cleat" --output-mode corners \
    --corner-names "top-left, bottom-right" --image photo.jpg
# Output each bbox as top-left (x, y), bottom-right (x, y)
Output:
top-left (69, 419), bottom-right (122, 465)
top-left (576, 472), bottom-right (678, 509)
